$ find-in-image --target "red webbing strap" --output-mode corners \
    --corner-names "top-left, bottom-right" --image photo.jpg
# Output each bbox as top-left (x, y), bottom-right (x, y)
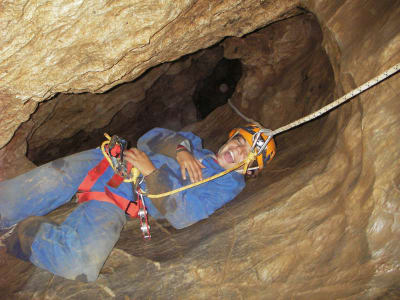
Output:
top-left (77, 187), bottom-right (139, 218)
top-left (77, 156), bottom-right (139, 218)
top-left (78, 157), bottom-right (110, 192)
top-left (107, 174), bottom-right (125, 188)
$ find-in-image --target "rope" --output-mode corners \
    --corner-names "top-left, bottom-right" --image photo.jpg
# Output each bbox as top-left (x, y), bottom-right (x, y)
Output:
top-left (229, 63), bottom-right (400, 136)
top-left (145, 151), bottom-right (258, 198)
top-left (228, 99), bottom-right (263, 128)
top-left (100, 63), bottom-right (399, 198)
top-left (100, 133), bottom-right (258, 198)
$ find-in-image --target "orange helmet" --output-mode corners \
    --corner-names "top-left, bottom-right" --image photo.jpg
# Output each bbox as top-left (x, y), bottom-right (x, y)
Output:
top-left (229, 124), bottom-right (276, 170)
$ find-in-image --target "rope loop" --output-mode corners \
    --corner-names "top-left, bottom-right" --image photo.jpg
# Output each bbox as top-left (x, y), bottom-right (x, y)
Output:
top-left (145, 151), bottom-right (255, 199)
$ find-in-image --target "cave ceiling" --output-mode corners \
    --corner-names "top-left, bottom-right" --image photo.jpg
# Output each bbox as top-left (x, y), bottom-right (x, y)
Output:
top-left (0, 0), bottom-right (400, 299)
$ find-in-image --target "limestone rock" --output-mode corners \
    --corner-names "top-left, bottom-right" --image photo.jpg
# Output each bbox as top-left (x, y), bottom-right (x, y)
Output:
top-left (0, 0), bottom-right (400, 299)
top-left (0, 0), bottom-right (299, 149)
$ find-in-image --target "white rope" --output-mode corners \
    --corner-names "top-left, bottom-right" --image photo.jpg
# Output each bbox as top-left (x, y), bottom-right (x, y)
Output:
top-left (228, 98), bottom-right (263, 128)
top-left (228, 63), bottom-right (400, 136)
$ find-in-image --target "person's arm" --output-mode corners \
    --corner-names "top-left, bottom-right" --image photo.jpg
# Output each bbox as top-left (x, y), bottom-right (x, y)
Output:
top-left (125, 148), bottom-right (173, 215)
top-left (125, 148), bottom-right (245, 229)
top-left (137, 128), bottom-right (205, 183)
top-left (165, 159), bottom-right (246, 229)
top-left (137, 128), bottom-right (189, 158)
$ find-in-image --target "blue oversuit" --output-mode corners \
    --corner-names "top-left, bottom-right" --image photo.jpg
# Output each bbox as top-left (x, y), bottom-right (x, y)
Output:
top-left (0, 128), bottom-right (245, 281)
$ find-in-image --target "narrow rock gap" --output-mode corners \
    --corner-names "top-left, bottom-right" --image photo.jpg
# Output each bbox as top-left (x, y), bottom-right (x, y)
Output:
top-left (22, 15), bottom-right (338, 254)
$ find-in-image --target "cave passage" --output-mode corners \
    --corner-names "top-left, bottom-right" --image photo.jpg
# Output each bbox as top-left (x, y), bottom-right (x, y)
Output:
top-left (22, 12), bottom-right (337, 216)
top-left (24, 13), bottom-right (337, 239)
top-left (2, 0), bottom-right (400, 296)
top-left (26, 46), bottom-right (243, 165)
top-left (193, 58), bottom-right (242, 119)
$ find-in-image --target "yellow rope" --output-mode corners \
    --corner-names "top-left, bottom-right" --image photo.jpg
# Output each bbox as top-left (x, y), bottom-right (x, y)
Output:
top-left (100, 133), bottom-right (257, 198)
top-left (146, 150), bottom-right (258, 198)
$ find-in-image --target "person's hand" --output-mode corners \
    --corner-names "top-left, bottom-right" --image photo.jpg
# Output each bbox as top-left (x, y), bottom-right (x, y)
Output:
top-left (176, 150), bottom-right (205, 183)
top-left (125, 148), bottom-right (156, 176)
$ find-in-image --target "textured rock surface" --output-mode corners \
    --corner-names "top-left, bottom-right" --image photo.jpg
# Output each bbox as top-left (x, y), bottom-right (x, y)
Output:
top-left (0, 0), bottom-right (299, 149)
top-left (1, 0), bottom-right (400, 299)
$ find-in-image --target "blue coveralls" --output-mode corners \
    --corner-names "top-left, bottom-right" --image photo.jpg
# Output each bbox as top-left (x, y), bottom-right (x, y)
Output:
top-left (0, 128), bottom-right (245, 281)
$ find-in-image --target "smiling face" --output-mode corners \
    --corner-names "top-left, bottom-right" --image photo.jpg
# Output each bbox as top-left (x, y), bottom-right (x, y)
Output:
top-left (216, 134), bottom-right (251, 170)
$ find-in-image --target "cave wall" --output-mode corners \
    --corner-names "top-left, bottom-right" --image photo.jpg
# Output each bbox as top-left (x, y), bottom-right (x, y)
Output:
top-left (304, 1), bottom-right (400, 297)
top-left (0, 0), bottom-right (300, 150)
top-left (25, 46), bottom-right (228, 166)
top-left (0, 0), bottom-right (399, 299)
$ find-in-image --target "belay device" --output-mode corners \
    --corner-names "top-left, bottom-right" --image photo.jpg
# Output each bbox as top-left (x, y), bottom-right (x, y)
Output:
top-left (103, 134), bottom-right (140, 184)
top-left (102, 134), bottom-right (151, 240)
top-left (106, 135), bottom-right (130, 179)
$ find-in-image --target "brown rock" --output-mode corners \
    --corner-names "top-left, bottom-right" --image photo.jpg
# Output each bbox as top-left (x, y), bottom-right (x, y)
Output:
top-left (0, 0), bottom-right (400, 299)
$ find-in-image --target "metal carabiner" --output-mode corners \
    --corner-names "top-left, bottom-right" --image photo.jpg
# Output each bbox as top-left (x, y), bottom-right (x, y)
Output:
top-left (137, 192), bottom-right (151, 240)
top-left (250, 130), bottom-right (274, 156)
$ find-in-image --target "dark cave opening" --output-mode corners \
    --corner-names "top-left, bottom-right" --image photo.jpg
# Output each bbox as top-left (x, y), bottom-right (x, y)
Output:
top-left (26, 45), bottom-right (243, 166)
top-left (193, 58), bottom-right (242, 119)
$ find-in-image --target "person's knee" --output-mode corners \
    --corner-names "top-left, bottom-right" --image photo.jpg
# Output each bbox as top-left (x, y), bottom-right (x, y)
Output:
top-left (5, 216), bottom-right (57, 261)
top-left (29, 225), bottom-right (111, 282)
top-left (46, 250), bottom-right (105, 282)
top-left (55, 263), bottom-right (101, 282)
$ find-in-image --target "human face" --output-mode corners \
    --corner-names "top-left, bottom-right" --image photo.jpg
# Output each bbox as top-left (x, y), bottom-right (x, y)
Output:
top-left (216, 135), bottom-right (251, 170)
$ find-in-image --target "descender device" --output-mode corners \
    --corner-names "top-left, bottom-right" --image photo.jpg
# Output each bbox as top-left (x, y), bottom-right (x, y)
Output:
top-left (104, 134), bottom-right (151, 240)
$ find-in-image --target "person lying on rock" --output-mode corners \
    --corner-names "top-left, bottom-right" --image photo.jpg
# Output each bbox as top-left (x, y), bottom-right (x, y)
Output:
top-left (0, 125), bottom-right (276, 282)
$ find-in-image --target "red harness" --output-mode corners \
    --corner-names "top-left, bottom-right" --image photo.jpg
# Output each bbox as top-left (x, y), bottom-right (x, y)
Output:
top-left (77, 136), bottom-right (151, 239)
top-left (77, 157), bottom-right (140, 218)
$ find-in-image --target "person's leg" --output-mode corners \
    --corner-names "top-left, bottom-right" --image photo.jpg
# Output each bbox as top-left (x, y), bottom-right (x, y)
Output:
top-left (0, 149), bottom-right (103, 228)
top-left (6, 200), bottom-right (126, 282)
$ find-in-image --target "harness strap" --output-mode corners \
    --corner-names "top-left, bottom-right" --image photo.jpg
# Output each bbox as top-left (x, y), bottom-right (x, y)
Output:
top-left (78, 157), bottom-right (109, 191)
top-left (77, 157), bottom-right (139, 218)
top-left (77, 188), bottom-right (139, 218)
top-left (107, 173), bottom-right (125, 188)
